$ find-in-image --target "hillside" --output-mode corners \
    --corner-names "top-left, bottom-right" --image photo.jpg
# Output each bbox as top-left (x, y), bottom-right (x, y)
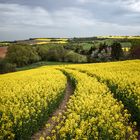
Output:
top-left (0, 60), bottom-right (140, 140)
top-left (0, 36), bottom-right (140, 74)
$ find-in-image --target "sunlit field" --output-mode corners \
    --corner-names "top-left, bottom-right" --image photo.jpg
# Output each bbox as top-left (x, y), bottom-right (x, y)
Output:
top-left (0, 60), bottom-right (139, 140)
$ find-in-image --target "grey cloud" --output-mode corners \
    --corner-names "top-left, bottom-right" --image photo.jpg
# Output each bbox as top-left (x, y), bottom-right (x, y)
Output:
top-left (0, 3), bottom-right (95, 28)
top-left (0, 0), bottom-right (140, 41)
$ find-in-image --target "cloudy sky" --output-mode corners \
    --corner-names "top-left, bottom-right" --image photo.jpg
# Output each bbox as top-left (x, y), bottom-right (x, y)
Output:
top-left (0, 0), bottom-right (140, 41)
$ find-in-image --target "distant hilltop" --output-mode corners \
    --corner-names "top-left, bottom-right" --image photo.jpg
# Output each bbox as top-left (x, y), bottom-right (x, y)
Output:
top-left (0, 38), bottom-right (69, 45)
top-left (97, 36), bottom-right (140, 39)
top-left (1, 36), bottom-right (140, 43)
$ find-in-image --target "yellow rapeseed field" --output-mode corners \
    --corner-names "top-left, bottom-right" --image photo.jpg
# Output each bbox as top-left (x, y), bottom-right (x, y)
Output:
top-left (64, 60), bottom-right (140, 125)
top-left (97, 36), bottom-right (140, 39)
top-left (0, 68), bottom-right (66, 139)
top-left (0, 60), bottom-right (140, 140)
top-left (44, 67), bottom-right (138, 140)
top-left (35, 38), bottom-right (68, 44)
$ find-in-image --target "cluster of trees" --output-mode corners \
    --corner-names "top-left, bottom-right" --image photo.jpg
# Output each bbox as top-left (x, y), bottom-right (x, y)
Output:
top-left (7, 45), bottom-right (40, 67)
top-left (0, 39), bottom-right (139, 74)
top-left (80, 42), bottom-right (124, 62)
top-left (71, 37), bottom-right (106, 43)
top-left (0, 59), bottom-right (16, 74)
top-left (36, 45), bottom-right (87, 63)
top-left (0, 44), bottom-right (39, 73)
top-left (0, 44), bottom-right (87, 73)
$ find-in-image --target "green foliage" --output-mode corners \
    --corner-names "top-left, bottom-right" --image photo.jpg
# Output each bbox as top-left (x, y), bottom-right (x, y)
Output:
top-left (130, 40), bottom-right (140, 59)
top-left (74, 45), bottom-right (84, 53)
top-left (65, 51), bottom-right (87, 63)
top-left (111, 42), bottom-right (124, 60)
top-left (45, 46), bottom-right (87, 63)
top-left (36, 46), bottom-right (49, 60)
top-left (64, 43), bottom-right (92, 53)
top-left (0, 59), bottom-right (16, 74)
top-left (98, 43), bottom-right (108, 53)
top-left (79, 43), bottom-right (94, 51)
top-left (64, 43), bottom-right (83, 51)
top-left (1, 37), bottom-right (137, 73)
top-left (71, 37), bottom-right (98, 43)
top-left (6, 45), bottom-right (40, 67)
top-left (120, 42), bottom-right (132, 48)
top-left (46, 46), bottom-right (67, 61)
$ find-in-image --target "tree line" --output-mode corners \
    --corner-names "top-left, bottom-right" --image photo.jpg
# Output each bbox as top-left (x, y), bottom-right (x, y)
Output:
top-left (0, 39), bottom-right (140, 74)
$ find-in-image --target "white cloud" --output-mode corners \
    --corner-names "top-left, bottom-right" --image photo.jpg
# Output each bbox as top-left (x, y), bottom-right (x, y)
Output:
top-left (0, 3), bottom-right (96, 28)
top-left (77, 0), bottom-right (140, 12)
top-left (53, 7), bottom-right (96, 27)
top-left (123, 0), bottom-right (140, 12)
top-left (0, 2), bottom-right (140, 40)
top-left (76, 0), bottom-right (89, 3)
top-left (0, 3), bottom-right (53, 27)
top-left (77, 0), bottom-right (115, 4)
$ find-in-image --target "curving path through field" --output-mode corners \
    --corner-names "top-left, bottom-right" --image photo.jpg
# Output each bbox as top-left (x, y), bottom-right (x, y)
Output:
top-left (31, 77), bottom-right (74, 140)
top-left (31, 68), bottom-right (140, 140)
top-left (67, 68), bottom-right (140, 140)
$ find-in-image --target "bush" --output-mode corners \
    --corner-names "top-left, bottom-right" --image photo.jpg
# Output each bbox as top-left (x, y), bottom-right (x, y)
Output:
top-left (130, 40), bottom-right (140, 59)
top-left (130, 46), bottom-right (140, 59)
top-left (111, 42), bottom-right (124, 60)
top-left (65, 51), bottom-right (87, 63)
top-left (46, 46), bottom-right (67, 61)
top-left (6, 45), bottom-right (40, 67)
top-left (36, 46), bottom-right (49, 60)
top-left (38, 45), bottom-right (87, 63)
top-left (0, 59), bottom-right (16, 74)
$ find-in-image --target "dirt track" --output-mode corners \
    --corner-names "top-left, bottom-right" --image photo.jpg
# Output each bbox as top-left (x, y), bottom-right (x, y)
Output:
top-left (31, 79), bottom-right (74, 140)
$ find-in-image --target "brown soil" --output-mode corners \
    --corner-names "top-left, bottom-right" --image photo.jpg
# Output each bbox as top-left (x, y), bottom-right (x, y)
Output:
top-left (0, 47), bottom-right (7, 58)
top-left (31, 79), bottom-right (74, 140)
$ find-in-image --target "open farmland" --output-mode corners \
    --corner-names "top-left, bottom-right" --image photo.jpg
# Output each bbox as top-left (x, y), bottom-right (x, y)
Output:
top-left (0, 47), bottom-right (7, 58)
top-left (0, 60), bottom-right (140, 140)
top-left (97, 36), bottom-right (140, 40)
top-left (12, 38), bottom-right (69, 45)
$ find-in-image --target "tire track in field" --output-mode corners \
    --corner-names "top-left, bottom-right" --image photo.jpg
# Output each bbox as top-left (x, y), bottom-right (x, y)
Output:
top-left (31, 77), bottom-right (74, 140)
top-left (67, 68), bottom-right (140, 140)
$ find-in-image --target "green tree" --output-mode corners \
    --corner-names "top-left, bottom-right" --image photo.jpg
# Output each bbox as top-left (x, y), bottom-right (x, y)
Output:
top-left (36, 46), bottom-right (49, 60)
top-left (74, 45), bottom-right (84, 53)
top-left (65, 51), bottom-right (87, 63)
top-left (0, 58), bottom-right (16, 74)
top-left (130, 40), bottom-right (140, 59)
top-left (46, 46), bottom-right (67, 61)
top-left (111, 42), bottom-right (123, 60)
top-left (6, 45), bottom-right (40, 67)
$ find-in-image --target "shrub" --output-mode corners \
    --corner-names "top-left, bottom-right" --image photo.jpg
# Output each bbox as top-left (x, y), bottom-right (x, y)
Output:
top-left (46, 46), bottom-right (67, 62)
top-left (130, 40), bottom-right (140, 59)
top-left (65, 51), bottom-right (87, 63)
top-left (36, 46), bottom-right (49, 60)
top-left (0, 59), bottom-right (16, 74)
top-left (111, 42), bottom-right (124, 60)
top-left (6, 45), bottom-right (40, 67)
